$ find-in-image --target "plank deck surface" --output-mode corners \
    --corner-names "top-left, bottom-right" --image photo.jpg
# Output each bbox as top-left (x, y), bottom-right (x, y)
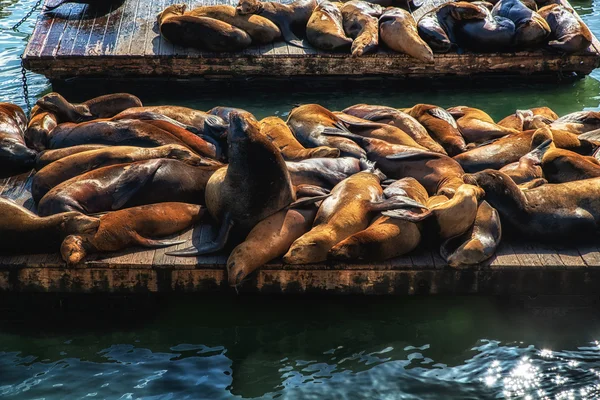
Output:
top-left (22, 0), bottom-right (600, 80)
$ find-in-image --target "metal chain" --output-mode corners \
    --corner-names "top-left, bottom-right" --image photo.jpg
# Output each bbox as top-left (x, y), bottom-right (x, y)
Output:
top-left (11, 0), bottom-right (44, 32)
top-left (20, 54), bottom-right (32, 117)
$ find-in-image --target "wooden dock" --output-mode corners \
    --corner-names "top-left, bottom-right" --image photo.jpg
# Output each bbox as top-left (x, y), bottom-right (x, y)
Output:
top-left (3, 173), bottom-right (600, 295)
top-left (22, 0), bottom-right (600, 81)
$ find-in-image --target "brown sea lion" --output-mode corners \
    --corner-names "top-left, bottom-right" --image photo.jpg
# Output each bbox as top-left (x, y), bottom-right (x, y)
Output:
top-left (25, 109), bottom-right (58, 152)
top-left (341, 1), bottom-right (382, 57)
top-left (440, 200), bottom-right (501, 268)
top-left (187, 4), bottom-right (281, 44)
top-left (497, 107), bottom-right (558, 130)
top-left (286, 157), bottom-right (369, 188)
top-left (286, 104), bottom-right (366, 158)
top-left (380, 8), bottom-right (434, 62)
top-left (236, 0), bottom-right (316, 48)
top-left (227, 206), bottom-right (318, 286)
top-left (0, 197), bottom-right (99, 254)
top-left (417, 9), bottom-right (454, 53)
top-left (35, 92), bottom-right (142, 123)
top-left (32, 145), bottom-right (221, 203)
top-left (538, 4), bottom-right (592, 53)
top-left (464, 169), bottom-right (600, 240)
top-left (541, 145), bottom-right (600, 183)
top-left (167, 111), bottom-right (296, 256)
top-left (550, 111), bottom-right (600, 134)
top-left (0, 103), bottom-right (37, 178)
top-left (498, 138), bottom-right (549, 184)
top-left (306, 1), bottom-right (353, 51)
top-left (447, 106), bottom-right (518, 143)
top-left (60, 203), bottom-right (205, 266)
top-left (158, 4), bottom-right (252, 52)
top-left (37, 159), bottom-right (220, 216)
top-left (81, 93), bottom-right (143, 119)
top-left (259, 116), bottom-right (340, 160)
top-left (328, 177), bottom-right (428, 261)
top-left (491, 0), bottom-right (550, 48)
top-left (35, 145), bottom-right (110, 170)
top-left (436, 2), bottom-right (489, 45)
top-left (404, 104), bottom-right (467, 156)
top-left (342, 104), bottom-right (446, 154)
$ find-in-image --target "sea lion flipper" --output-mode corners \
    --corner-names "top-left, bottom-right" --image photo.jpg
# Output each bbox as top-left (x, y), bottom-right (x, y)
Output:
top-left (111, 160), bottom-right (162, 210)
top-left (524, 138), bottom-right (552, 164)
top-left (321, 128), bottom-right (363, 142)
top-left (132, 233), bottom-right (187, 248)
top-left (204, 115), bottom-right (228, 139)
top-left (334, 115), bottom-right (381, 130)
top-left (578, 128), bottom-right (600, 144)
top-left (295, 184), bottom-right (331, 198)
top-left (288, 194), bottom-right (331, 209)
top-left (167, 214), bottom-right (234, 257)
top-left (369, 196), bottom-right (428, 212)
top-left (385, 150), bottom-right (436, 161)
top-left (428, 107), bottom-right (458, 129)
top-left (114, 111), bottom-right (201, 135)
top-left (520, 178), bottom-right (547, 190)
top-left (382, 208), bottom-right (432, 222)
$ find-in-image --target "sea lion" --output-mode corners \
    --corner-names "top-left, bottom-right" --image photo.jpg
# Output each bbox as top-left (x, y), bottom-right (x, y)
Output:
top-left (463, 169), bottom-right (600, 240)
top-left (35, 92), bottom-right (142, 123)
top-left (380, 8), bottom-right (434, 62)
top-left (342, 104), bottom-right (446, 154)
top-left (158, 4), bottom-right (252, 52)
top-left (306, 1), bottom-right (353, 51)
top-left (404, 104), bottom-right (467, 156)
top-left (259, 116), bottom-right (340, 160)
top-left (436, 2), bottom-right (489, 45)
top-left (25, 109), bottom-right (58, 152)
top-left (541, 145), bottom-right (600, 183)
top-left (32, 145), bottom-right (221, 203)
top-left (286, 104), bottom-right (366, 158)
top-left (235, 0), bottom-right (316, 48)
top-left (440, 200), bottom-right (501, 268)
top-left (0, 197), bottom-right (99, 254)
top-left (167, 111), bottom-right (296, 256)
top-left (37, 159), bottom-right (220, 216)
top-left (491, 0), bottom-right (550, 48)
top-left (286, 157), bottom-right (368, 188)
top-left (35, 145), bottom-right (110, 170)
top-left (538, 4), bottom-right (591, 53)
top-left (0, 103), bottom-right (37, 178)
top-left (497, 107), bottom-right (558, 130)
top-left (227, 206), bottom-right (318, 286)
top-left (417, 10), bottom-right (454, 53)
top-left (341, 0), bottom-right (382, 57)
top-left (498, 138), bottom-right (549, 184)
top-left (550, 111), bottom-right (600, 134)
top-left (447, 106), bottom-right (519, 143)
top-left (43, 0), bottom-right (121, 12)
top-left (454, 6), bottom-right (516, 52)
top-left (187, 4), bottom-right (281, 44)
top-left (328, 177), bottom-right (428, 261)
top-left (60, 203), bottom-right (204, 266)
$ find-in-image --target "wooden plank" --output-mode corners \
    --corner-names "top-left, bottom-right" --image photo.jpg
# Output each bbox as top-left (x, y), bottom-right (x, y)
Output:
top-left (24, 5), bottom-right (54, 58)
top-left (490, 242), bottom-right (521, 268)
top-left (535, 243), bottom-right (566, 267)
top-left (70, 5), bottom-right (98, 56)
top-left (56, 4), bottom-right (88, 56)
top-left (39, 4), bottom-right (77, 58)
top-left (554, 245), bottom-right (586, 267)
top-left (114, 0), bottom-right (142, 55)
top-left (577, 244), bottom-right (600, 267)
top-left (85, 3), bottom-right (114, 56)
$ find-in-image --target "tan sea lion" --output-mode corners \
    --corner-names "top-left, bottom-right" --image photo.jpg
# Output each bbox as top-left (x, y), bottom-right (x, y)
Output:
top-left (60, 203), bottom-right (205, 266)
top-left (25, 109), bottom-right (58, 151)
top-left (379, 8), bottom-right (434, 62)
top-left (32, 145), bottom-right (221, 203)
top-left (491, 0), bottom-right (550, 48)
top-left (538, 4), bottom-right (591, 53)
top-left (497, 107), bottom-right (558, 130)
top-left (35, 92), bottom-right (142, 123)
top-left (0, 197), bottom-right (99, 254)
top-left (37, 159), bottom-right (220, 216)
top-left (341, 0), bottom-right (382, 57)
top-left (440, 200), bottom-right (501, 268)
top-left (306, 1), bottom-right (353, 51)
top-left (550, 111), bottom-right (600, 134)
top-left (447, 106), bottom-right (519, 143)
top-left (286, 104), bottom-right (366, 158)
top-left (286, 157), bottom-right (369, 188)
top-left (541, 145), bottom-right (600, 183)
top-left (35, 145), bottom-right (110, 170)
top-left (0, 103), bottom-right (37, 178)
top-left (404, 104), bottom-right (467, 156)
top-left (259, 116), bottom-right (340, 160)
top-left (498, 139), bottom-right (549, 184)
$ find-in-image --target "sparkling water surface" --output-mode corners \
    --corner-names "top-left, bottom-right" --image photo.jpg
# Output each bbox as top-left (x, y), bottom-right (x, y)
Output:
top-left (2, 0), bottom-right (600, 399)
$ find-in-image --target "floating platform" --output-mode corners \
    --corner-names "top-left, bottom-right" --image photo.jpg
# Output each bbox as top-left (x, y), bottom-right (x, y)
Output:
top-left (2, 173), bottom-right (600, 295)
top-left (22, 0), bottom-right (600, 81)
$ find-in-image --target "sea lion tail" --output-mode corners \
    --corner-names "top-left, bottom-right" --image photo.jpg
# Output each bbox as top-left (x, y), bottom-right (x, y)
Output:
top-left (167, 214), bottom-right (234, 257)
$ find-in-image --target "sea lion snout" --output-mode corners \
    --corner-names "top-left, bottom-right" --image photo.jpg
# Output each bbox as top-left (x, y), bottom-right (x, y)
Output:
top-left (60, 235), bottom-right (88, 266)
top-left (462, 173), bottom-right (479, 186)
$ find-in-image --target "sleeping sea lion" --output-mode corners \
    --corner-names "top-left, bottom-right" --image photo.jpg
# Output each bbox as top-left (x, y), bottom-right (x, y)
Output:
top-left (498, 138), bottom-right (549, 184)
top-left (447, 106), bottom-right (518, 143)
top-left (286, 157), bottom-right (368, 188)
top-left (436, 2), bottom-right (489, 46)
top-left (306, 1), bottom-right (353, 51)
top-left (259, 116), bottom-right (340, 160)
top-left (550, 111), bottom-right (600, 134)
top-left (37, 159), bottom-right (220, 216)
top-left (0, 103), bottom-right (37, 178)
top-left (491, 0), bottom-right (550, 48)
top-left (538, 4), bottom-right (591, 53)
top-left (454, 5), bottom-right (516, 52)
top-left (342, 104), bottom-right (446, 154)
top-left (541, 145), bottom-right (600, 183)
top-left (25, 108), bottom-right (58, 152)
top-left (158, 4), bottom-right (252, 52)
top-left (341, 0), bottom-right (382, 56)
top-left (404, 104), bottom-right (467, 156)
top-left (379, 8), bottom-right (434, 62)
top-left (35, 92), bottom-right (142, 123)
top-left (32, 145), bottom-right (221, 203)
top-left (0, 197), bottom-right (99, 254)
top-left (440, 200), bottom-right (501, 268)
top-left (417, 9), bottom-right (454, 53)
top-left (497, 107), bottom-right (558, 130)
top-left (60, 203), bottom-right (204, 266)
top-left (35, 145), bottom-right (110, 170)
top-left (286, 104), bottom-right (366, 158)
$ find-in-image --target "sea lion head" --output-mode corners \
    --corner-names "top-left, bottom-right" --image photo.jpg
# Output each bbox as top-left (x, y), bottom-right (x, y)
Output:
top-left (283, 239), bottom-right (328, 265)
top-left (61, 212), bottom-right (100, 235)
top-left (449, 2), bottom-right (487, 21)
top-left (463, 170), bottom-right (517, 204)
top-left (36, 92), bottom-right (93, 123)
top-left (158, 4), bottom-right (187, 23)
top-left (236, 0), bottom-right (262, 15)
top-left (60, 235), bottom-right (89, 266)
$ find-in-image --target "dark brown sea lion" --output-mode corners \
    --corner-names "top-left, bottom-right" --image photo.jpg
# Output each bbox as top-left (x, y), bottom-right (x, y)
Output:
top-left (379, 8), bottom-right (434, 62)
top-left (35, 92), bottom-right (92, 123)
top-left (306, 1), bottom-right (353, 51)
top-left (236, 0), bottom-right (316, 48)
top-left (498, 138), bottom-right (549, 184)
top-left (447, 106), bottom-right (518, 143)
top-left (286, 157), bottom-right (368, 188)
top-left (81, 93), bottom-right (143, 119)
top-left (60, 203), bottom-right (204, 266)
top-left (464, 169), bottom-right (600, 240)
top-left (538, 4), bottom-right (591, 53)
top-left (417, 10), bottom-right (454, 53)
top-left (341, 0), bottom-right (382, 57)
top-left (455, 6), bottom-right (516, 52)
top-left (158, 4), bottom-right (252, 52)
top-left (168, 111), bottom-right (296, 256)
top-left (187, 4), bottom-right (281, 44)
top-left (32, 145), bottom-right (220, 203)
top-left (0, 197), bottom-right (99, 254)
top-left (227, 206), bottom-right (317, 286)
top-left (35, 92), bottom-right (142, 123)
top-left (259, 116), bottom-right (339, 160)
top-left (328, 177), bottom-right (428, 261)
top-left (35, 145), bottom-right (110, 170)
top-left (287, 104), bottom-right (366, 158)
top-left (436, 2), bottom-right (489, 45)
top-left (37, 159), bottom-right (220, 216)
top-left (404, 104), bottom-right (467, 156)
top-left (25, 109), bottom-right (58, 152)
top-left (541, 145), bottom-right (600, 183)
top-left (497, 107), bottom-right (559, 130)
top-left (550, 111), bottom-right (600, 134)
top-left (342, 104), bottom-right (446, 154)
top-left (43, 0), bottom-right (122, 12)
top-left (491, 0), bottom-right (550, 48)
top-left (440, 200), bottom-right (501, 268)
top-left (0, 103), bottom-right (37, 178)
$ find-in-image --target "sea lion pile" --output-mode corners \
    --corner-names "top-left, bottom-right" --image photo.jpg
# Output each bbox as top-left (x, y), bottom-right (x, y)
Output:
top-left (3, 92), bottom-right (600, 286)
top-left (157, 0), bottom-right (592, 57)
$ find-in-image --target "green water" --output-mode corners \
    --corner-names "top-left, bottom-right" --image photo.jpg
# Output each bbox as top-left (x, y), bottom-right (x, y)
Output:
top-left (2, 0), bottom-right (600, 398)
